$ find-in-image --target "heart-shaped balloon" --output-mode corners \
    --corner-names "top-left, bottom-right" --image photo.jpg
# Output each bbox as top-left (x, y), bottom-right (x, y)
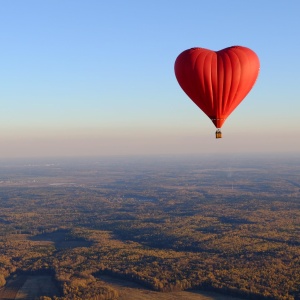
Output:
top-left (174, 46), bottom-right (260, 128)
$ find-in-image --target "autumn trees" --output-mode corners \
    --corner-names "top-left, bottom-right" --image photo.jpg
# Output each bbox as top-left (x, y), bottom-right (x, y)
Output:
top-left (0, 155), bottom-right (300, 299)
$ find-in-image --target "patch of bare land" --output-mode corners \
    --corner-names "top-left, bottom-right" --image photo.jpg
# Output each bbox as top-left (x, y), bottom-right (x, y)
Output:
top-left (29, 229), bottom-right (93, 250)
top-left (98, 275), bottom-right (244, 300)
top-left (0, 275), bottom-right (60, 300)
top-left (0, 276), bottom-right (26, 300)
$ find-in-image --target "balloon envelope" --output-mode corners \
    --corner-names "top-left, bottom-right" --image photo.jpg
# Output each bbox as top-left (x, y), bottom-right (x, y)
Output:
top-left (174, 46), bottom-right (260, 128)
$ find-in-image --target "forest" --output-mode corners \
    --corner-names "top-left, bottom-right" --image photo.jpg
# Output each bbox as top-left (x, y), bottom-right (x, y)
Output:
top-left (0, 154), bottom-right (299, 300)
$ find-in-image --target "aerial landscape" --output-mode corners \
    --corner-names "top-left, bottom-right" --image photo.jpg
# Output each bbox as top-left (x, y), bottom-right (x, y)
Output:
top-left (0, 154), bottom-right (299, 299)
top-left (1, 1), bottom-right (300, 300)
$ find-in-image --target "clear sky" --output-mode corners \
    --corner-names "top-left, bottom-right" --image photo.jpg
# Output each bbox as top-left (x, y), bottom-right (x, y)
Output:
top-left (0, 0), bottom-right (299, 158)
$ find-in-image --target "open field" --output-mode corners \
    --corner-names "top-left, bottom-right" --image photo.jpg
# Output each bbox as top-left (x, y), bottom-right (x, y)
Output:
top-left (0, 275), bottom-right (61, 300)
top-left (98, 275), bottom-right (244, 300)
top-left (29, 229), bottom-right (93, 250)
top-left (0, 276), bottom-right (26, 300)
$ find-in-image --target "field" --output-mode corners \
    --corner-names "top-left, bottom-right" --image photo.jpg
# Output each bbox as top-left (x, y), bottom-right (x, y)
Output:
top-left (30, 229), bottom-right (93, 250)
top-left (97, 275), bottom-right (244, 300)
top-left (0, 275), bottom-right (60, 299)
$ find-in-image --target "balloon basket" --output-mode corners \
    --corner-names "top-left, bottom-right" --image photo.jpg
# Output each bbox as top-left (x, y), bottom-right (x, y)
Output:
top-left (215, 129), bottom-right (222, 139)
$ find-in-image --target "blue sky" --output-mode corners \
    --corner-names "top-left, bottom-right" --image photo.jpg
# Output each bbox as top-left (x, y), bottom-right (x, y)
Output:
top-left (0, 1), bottom-right (299, 157)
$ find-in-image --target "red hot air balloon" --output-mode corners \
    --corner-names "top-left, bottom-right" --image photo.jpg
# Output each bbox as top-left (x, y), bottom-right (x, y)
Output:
top-left (174, 46), bottom-right (260, 138)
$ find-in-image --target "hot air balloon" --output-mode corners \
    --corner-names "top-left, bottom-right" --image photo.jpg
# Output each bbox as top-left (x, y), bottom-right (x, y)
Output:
top-left (174, 46), bottom-right (260, 138)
